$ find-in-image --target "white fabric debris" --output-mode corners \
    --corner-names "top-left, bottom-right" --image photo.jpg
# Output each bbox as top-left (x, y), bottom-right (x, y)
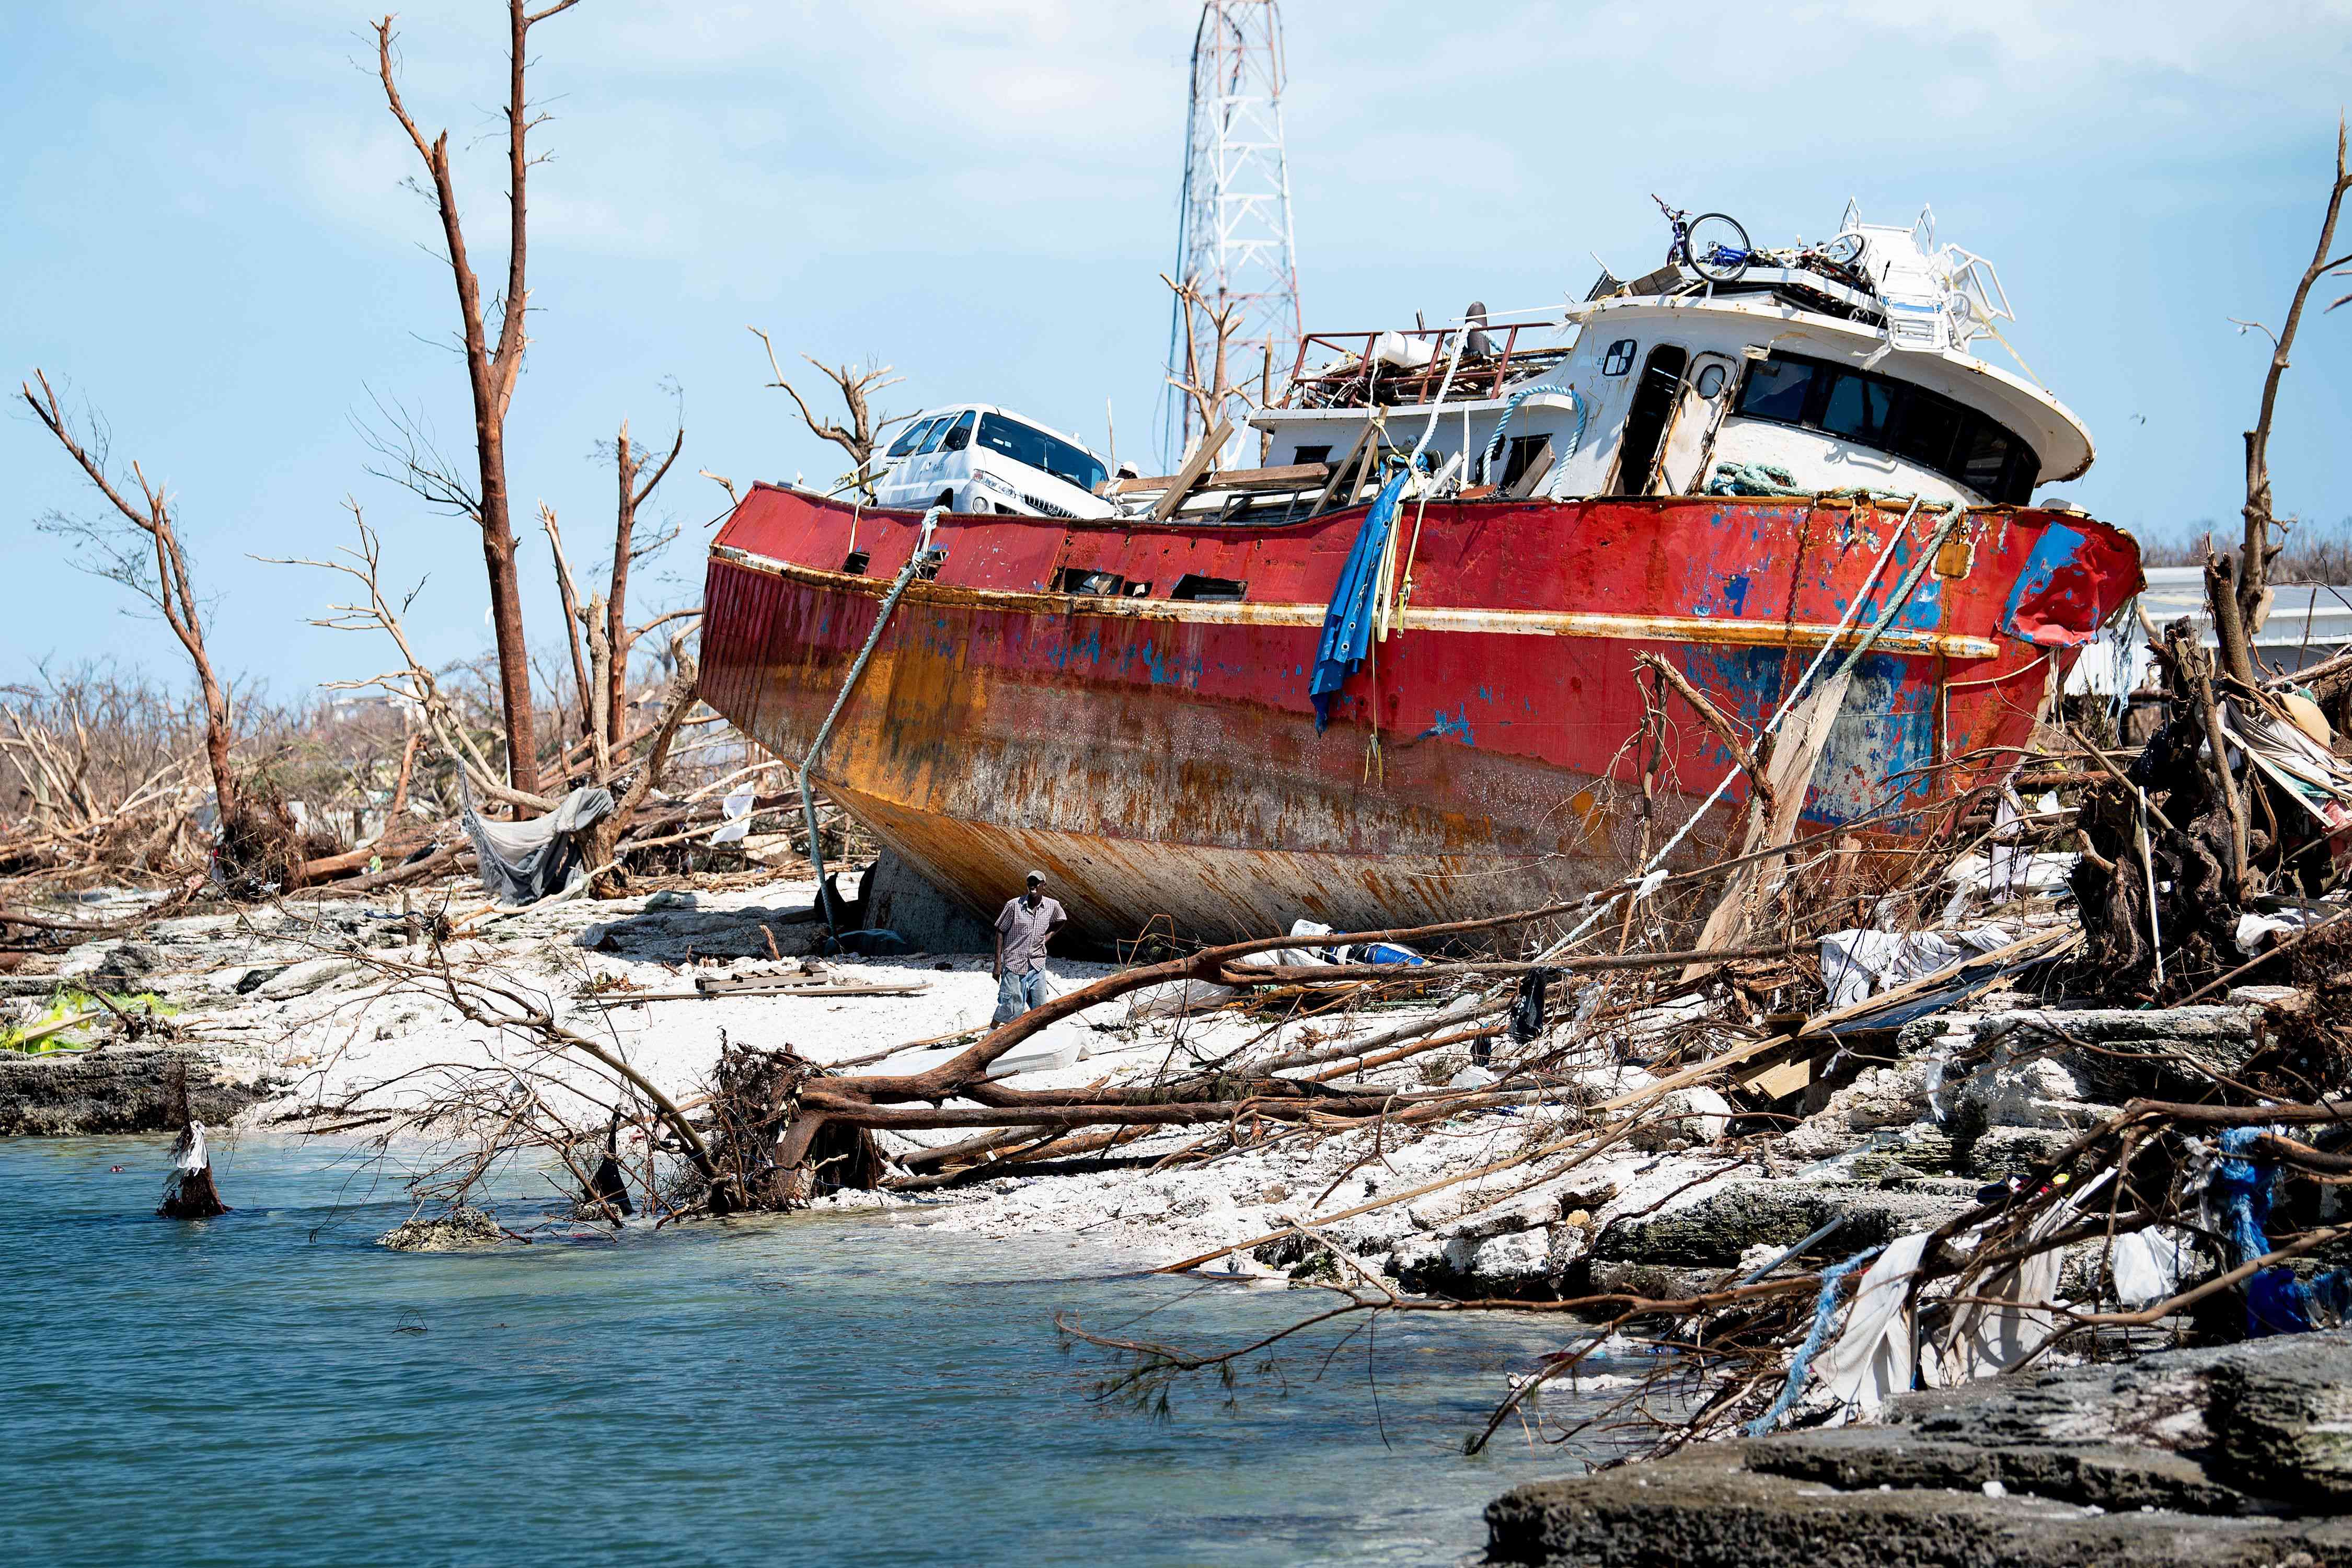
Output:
top-left (1939, 1232), bottom-right (2062, 1385)
top-left (1936, 1169), bottom-right (2114, 1384)
top-left (2111, 1226), bottom-right (2197, 1309)
top-left (2234, 906), bottom-right (2329, 956)
top-left (1819, 925), bottom-right (2017, 1010)
top-left (1228, 919), bottom-right (1338, 971)
top-left (1125, 977), bottom-right (1238, 1020)
top-left (1944, 850), bottom-right (2077, 900)
top-left (709, 787), bottom-right (757, 845)
top-left (174, 1121), bottom-right (209, 1172)
top-left (1817, 1231), bottom-right (1929, 1419)
top-left (1140, 920), bottom-right (1339, 1017)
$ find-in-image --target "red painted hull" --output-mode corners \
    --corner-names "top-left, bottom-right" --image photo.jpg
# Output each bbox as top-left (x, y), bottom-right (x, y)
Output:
top-left (700, 486), bottom-right (2137, 942)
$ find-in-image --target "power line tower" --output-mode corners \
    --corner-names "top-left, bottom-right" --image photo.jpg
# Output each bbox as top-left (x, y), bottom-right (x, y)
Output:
top-left (1162, 0), bottom-right (1301, 469)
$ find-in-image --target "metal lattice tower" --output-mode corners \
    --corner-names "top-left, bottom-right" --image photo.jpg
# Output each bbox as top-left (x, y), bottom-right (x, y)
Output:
top-left (1162, 0), bottom-right (1301, 468)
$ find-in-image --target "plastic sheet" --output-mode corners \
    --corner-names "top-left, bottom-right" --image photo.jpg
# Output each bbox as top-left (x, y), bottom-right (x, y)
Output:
top-left (464, 786), bottom-right (616, 904)
top-left (2111, 1226), bottom-right (2196, 1309)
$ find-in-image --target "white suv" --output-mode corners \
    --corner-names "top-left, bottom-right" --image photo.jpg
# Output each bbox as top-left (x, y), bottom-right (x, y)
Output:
top-left (871, 404), bottom-right (1116, 520)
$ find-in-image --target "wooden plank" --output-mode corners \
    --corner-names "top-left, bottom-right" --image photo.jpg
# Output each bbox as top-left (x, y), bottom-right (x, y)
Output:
top-left (1147, 418), bottom-right (1235, 521)
top-left (696, 972), bottom-right (932, 997)
top-left (589, 980), bottom-right (934, 1007)
top-left (1731, 1036), bottom-right (1828, 1100)
top-left (1108, 461), bottom-right (1329, 497)
top-left (1502, 436), bottom-right (1555, 499)
top-left (1307, 421), bottom-right (1377, 518)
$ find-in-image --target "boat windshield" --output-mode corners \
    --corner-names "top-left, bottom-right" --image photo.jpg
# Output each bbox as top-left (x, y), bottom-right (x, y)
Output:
top-left (977, 413), bottom-right (1107, 493)
top-left (1733, 351), bottom-right (2037, 503)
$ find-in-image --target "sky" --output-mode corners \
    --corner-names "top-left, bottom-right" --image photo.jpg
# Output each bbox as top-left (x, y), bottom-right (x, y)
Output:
top-left (5, 0), bottom-right (2352, 703)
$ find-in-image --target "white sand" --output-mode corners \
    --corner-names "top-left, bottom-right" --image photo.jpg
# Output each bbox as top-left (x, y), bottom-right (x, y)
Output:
top-left (54, 874), bottom-right (1754, 1275)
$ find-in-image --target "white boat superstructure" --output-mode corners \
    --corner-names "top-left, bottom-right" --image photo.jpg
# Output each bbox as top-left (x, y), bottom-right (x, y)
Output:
top-left (1104, 200), bottom-right (2102, 524)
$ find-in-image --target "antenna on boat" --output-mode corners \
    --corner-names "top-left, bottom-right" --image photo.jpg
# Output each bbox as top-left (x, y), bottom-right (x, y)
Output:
top-left (1161, 1), bottom-right (1302, 472)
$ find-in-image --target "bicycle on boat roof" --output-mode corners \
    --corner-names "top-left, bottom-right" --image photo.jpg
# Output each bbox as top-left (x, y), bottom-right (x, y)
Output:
top-left (1653, 195), bottom-right (1753, 284)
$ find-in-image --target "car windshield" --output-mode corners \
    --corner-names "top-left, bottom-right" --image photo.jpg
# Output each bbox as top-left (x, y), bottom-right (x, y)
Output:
top-left (976, 413), bottom-right (1107, 493)
top-left (886, 415), bottom-right (941, 458)
top-left (914, 414), bottom-right (959, 456)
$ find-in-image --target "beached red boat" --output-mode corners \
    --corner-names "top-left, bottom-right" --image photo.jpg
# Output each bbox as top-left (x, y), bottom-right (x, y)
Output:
top-left (701, 206), bottom-right (2141, 941)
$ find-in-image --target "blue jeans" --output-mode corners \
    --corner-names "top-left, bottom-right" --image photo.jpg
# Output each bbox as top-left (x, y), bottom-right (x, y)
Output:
top-left (993, 968), bottom-right (1046, 1025)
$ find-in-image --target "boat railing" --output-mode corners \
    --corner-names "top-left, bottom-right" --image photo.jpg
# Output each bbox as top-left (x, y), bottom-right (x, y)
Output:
top-left (1281, 324), bottom-right (1573, 411)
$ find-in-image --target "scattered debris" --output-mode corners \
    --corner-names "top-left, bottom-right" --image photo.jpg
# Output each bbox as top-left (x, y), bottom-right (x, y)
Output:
top-left (377, 1206), bottom-right (504, 1252)
top-left (157, 1117), bottom-right (228, 1220)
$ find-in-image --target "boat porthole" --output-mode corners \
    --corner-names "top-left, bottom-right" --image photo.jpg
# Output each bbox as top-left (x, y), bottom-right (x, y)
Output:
top-left (1694, 364), bottom-right (1727, 399)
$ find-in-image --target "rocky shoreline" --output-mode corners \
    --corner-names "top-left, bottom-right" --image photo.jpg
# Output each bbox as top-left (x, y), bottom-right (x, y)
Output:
top-left (0, 1044), bottom-right (278, 1136)
top-left (1484, 1331), bottom-right (2352, 1566)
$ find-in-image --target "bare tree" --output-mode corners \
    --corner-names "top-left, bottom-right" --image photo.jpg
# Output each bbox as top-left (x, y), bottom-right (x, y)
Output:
top-left (1162, 271), bottom-right (1250, 458)
top-left (597, 411), bottom-right (684, 743)
top-left (539, 503), bottom-right (700, 894)
top-left (371, 1), bottom-right (582, 797)
top-left (2212, 119), bottom-right (2352, 681)
top-left (281, 505), bottom-right (555, 815)
top-left (750, 328), bottom-right (906, 497)
top-left (280, 506), bottom-right (701, 896)
top-left (20, 372), bottom-right (243, 849)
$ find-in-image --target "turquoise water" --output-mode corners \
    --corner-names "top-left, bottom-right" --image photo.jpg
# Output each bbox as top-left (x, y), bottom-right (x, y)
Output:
top-left (1, 1138), bottom-right (1605, 1566)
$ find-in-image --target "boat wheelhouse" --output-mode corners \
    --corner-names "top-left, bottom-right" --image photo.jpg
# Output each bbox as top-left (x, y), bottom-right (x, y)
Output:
top-left (1116, 203), bottom-right (2090, 524)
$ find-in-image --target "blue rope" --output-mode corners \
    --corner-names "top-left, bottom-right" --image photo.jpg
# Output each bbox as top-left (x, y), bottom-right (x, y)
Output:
top-left (1478, 384), bottom-right (1585, 489)
top-left (1747, 1242), bottom-right (1885, 1437)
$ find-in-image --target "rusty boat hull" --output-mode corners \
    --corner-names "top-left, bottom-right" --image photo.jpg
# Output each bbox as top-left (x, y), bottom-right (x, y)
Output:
top-left (700, 486), bottom-right (2138, 943)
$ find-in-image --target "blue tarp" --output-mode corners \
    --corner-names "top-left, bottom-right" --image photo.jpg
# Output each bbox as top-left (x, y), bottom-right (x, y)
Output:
top-left (2217, 1126), bottom-right (2351, 1336)
top-left (1309, 468), bottom-right (1414, 731)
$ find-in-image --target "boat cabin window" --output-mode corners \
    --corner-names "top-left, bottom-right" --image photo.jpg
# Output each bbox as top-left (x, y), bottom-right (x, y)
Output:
top-left (1739, 358), bottom-right (1812, 423)
top-left (1498, 434), bottom-right (1551, 492)
top-left (1293, 444), bottom-right (1332, 466)
top-left (977, 413), bottom-right (1108, 493)
top-left (1611, 345), bottom-right (1688, 495)
top-left (886, 416), bottom-right (942, 458)
top-left (1601, 339), bottom-right (1638, 376)
top-left (914, 414), bottom-right (958, 456)
top-left (940, 410), bottom-right (976, 452)
top-left (1819, 370), bottom-right (1895, 446)
top-left (1170, 573), bottom-right (1247, 602)
top-left (1732, 351), bottom-right (2039, 503)
top-left (1052, 568), bottom-right (1125, 596)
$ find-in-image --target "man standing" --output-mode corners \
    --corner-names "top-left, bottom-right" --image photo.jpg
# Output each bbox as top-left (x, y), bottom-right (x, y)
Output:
top-left (993, 870), bottom-right (1067, 1025)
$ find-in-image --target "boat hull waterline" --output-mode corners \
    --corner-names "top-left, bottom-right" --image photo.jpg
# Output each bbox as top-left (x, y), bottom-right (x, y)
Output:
top-left (701, 487), bottom-right (2139, 942)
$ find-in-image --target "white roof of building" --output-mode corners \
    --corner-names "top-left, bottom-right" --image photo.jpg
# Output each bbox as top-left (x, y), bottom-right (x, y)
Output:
top-left (2070, 563), bottom-right (2352, 697)
top-left (2137, 564), bottom-right (2352, 654)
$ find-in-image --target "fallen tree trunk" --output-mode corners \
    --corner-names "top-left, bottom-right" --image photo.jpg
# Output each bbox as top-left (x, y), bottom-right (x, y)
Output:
top-left (746, 904), bottom-right (1801, 1204)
